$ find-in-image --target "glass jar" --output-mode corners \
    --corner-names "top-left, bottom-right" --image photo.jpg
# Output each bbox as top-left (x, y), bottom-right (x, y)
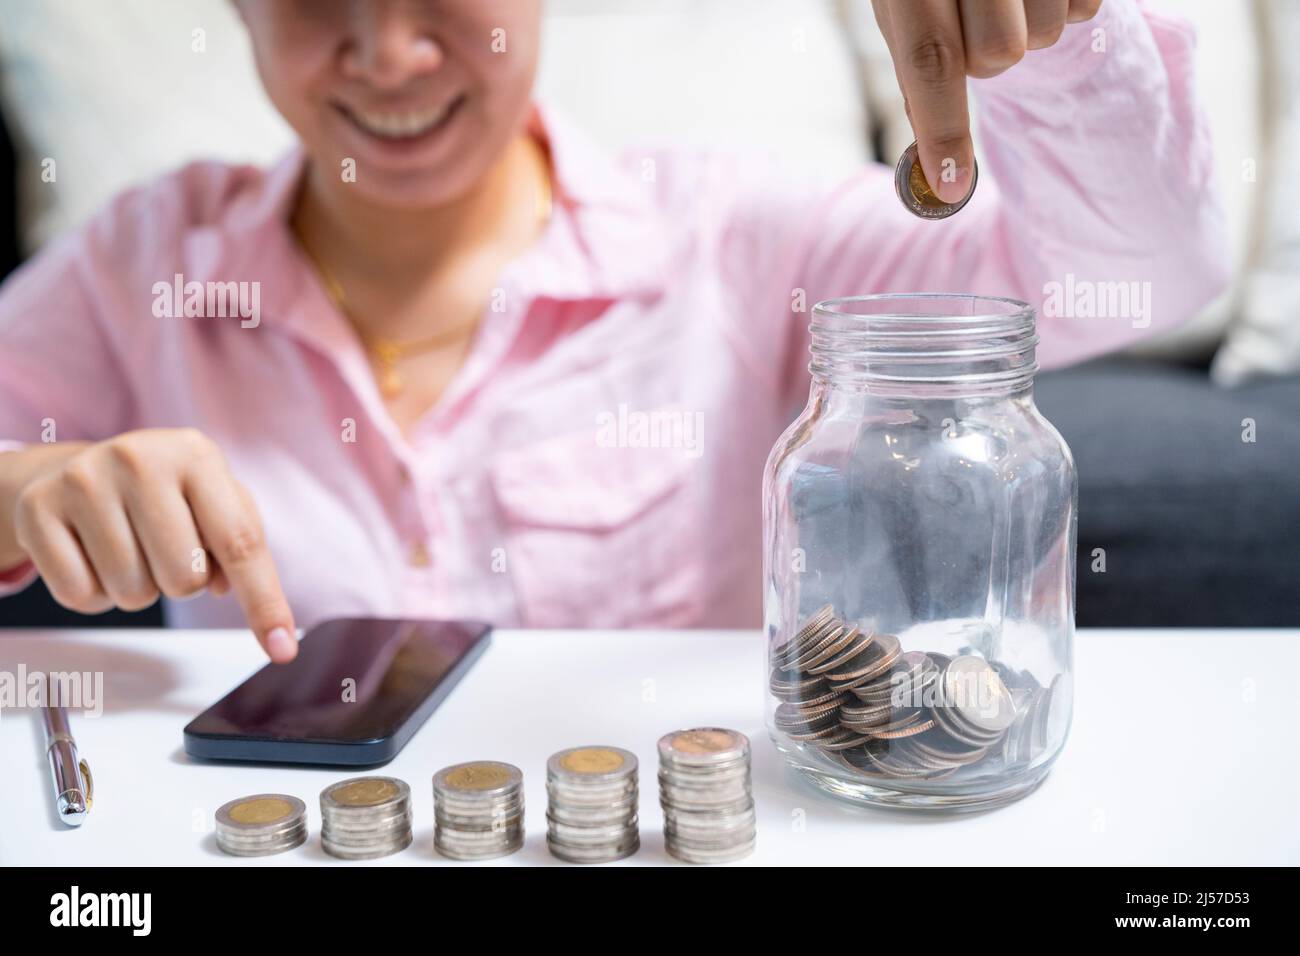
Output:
top-left (762, 295), bottom-right (1075, 811)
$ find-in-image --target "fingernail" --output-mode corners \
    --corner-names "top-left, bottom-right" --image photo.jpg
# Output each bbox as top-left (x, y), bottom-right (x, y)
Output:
top-left (266, 626), bottom-right (297, 662)
top-left (935, 167), bottom-right (971, 205)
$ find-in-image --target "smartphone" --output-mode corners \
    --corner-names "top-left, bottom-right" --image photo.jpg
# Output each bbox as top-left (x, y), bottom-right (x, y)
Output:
top-left (183, 617), bottom-right (491, 766)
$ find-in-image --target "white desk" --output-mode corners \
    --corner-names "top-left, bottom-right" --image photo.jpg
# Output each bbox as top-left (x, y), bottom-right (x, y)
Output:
top-left (1, 627), bottom-right (1296, 866)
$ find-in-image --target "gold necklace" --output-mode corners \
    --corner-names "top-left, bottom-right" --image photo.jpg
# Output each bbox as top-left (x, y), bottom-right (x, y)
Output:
top-left (299, 136), bottom-right (554, 398)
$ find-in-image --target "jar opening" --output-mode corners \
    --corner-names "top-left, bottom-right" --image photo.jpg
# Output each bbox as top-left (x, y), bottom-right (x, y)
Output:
top-left (809, 294), bottom-right (1038, 392)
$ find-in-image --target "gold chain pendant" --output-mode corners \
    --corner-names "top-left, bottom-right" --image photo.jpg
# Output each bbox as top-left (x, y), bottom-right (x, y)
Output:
top-left (372, 341), bottom-right (405, 398)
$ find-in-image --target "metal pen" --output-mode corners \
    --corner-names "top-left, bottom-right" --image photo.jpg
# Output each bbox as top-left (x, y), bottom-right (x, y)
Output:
top-left (41, 678), bottom-right (93, 826)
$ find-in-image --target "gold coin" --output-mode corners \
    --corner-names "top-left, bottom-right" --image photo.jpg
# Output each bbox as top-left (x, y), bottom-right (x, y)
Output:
top-left (560, 747), bottom-right (626, 775)
top-left (331, 777), bottom-right (399, 806)
top-left (671, 729), bottom-right (738, 755)
top-left (908, 161), bottom-right (947, 210)
top-left (228, 797), bottom-right (294, 825)
top-left (894, 141), bottom-right (977, 219)
top-left (443, 762), bottom-right (512, 790)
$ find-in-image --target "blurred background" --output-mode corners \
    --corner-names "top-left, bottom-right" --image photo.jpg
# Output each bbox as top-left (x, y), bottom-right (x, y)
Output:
top-left (0, 0), bottom-right (1296, 628)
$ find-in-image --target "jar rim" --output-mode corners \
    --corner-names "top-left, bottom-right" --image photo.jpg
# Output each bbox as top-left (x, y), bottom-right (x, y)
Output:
top-left (813, 293), bottom-right (1033, 324)
top-left (808, 294), bottom-right (1038, 393)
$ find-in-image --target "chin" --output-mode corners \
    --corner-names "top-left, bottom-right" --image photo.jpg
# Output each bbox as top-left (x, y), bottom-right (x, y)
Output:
top-left (347, 162), bottom-right (486, 209)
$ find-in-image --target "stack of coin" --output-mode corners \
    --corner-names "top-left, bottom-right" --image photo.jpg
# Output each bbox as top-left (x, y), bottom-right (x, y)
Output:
top-left (772, 605), bottom-right (1053, 780)
top-left (546, 746), bottom-right (640, 863)
top-left (433, 761), bottom-right (525, 861)
top-left (658, 728), bottom-right (755, 864)
top-left (320, 776), bottom-right (413, 860)
top-left (215, 793), bottom-right (308, 857)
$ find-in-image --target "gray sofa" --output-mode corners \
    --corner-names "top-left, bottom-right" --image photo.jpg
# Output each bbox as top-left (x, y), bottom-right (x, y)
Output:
top-left (1036, 357), bottom-right (1300, 626)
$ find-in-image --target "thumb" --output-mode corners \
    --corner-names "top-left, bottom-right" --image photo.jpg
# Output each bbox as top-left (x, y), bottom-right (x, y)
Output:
top-left (916, 131), bottom-right (975, 207)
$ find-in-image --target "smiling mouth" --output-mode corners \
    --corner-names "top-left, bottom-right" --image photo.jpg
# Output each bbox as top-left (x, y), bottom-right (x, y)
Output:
top-left (337, 94), bottom-right (466, 141)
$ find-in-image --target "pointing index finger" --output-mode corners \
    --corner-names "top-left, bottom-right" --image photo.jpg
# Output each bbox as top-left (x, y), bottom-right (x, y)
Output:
top-left (184, 468), bottom-right (297, 663)
top-left (890, 0), bottom-right (974, 205)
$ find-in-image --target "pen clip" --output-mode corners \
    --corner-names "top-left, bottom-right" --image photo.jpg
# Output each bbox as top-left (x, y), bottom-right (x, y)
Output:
top-left (78, 758), bottom-right (94, 811)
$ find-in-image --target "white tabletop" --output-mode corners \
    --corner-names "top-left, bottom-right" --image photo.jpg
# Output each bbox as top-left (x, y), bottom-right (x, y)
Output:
top-left (1, 626), bottom-right (1296, 866)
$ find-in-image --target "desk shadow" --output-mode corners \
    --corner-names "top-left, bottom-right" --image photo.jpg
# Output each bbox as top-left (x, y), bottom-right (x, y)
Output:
top-left (0, 635), bottom-right (182, 716)
top-left (4, 636), bottom-right (184, 833)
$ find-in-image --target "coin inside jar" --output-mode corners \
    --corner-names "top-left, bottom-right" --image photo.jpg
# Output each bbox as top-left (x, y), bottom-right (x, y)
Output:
top-left (894, 141), bottom-right (977, 219)
top-left (941, 656), bottom-right (1016, 735)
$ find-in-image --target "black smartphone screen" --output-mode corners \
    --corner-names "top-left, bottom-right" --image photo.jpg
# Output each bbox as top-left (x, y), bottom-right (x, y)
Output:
top-left (183, 617), bottom-right (491, 766)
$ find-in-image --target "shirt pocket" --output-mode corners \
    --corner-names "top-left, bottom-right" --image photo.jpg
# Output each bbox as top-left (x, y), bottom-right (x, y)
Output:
top-left (489, 427), bottom-right (706, 627)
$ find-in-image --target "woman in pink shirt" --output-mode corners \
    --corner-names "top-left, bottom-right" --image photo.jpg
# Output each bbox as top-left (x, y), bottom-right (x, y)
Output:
top-left (0, 0), bottom-right (1224, 662)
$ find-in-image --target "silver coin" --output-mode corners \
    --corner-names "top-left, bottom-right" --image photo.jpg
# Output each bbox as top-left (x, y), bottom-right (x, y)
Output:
top-left (783, 721), bottom-right (847, 743)
top-left (866, 713), bottom-right (935, 740)
top-left (665, 834), bottom-right (755, 865)
top-left (806, 627), bottom-right (876, 675)
top-left (928, 695), bottom-right (1002, 748)
top-left (772, 604), bottom-right (837, 665)
top-left (546, 813), bottom-right (639, 845)
top-left (769, 670), bottom-right (829, 702)
top-left (818, 730), bottom-right (872, 751)
top-left (1033, 673), bottom-right (1068, 756)
top-left (839, 699), bottom-right (894, 723)
top-left (548, 834), bottom-right (640, 864)
top-left (857, 741), bottom-right (934, 778)
top-left (664, 807), bottom-right (757, 839)
top-left (909, 732), bottom-right (991, 766)
top-left (777, 618), bottom-right (840, 672)
top-left (658, 785), bottom-right (752, 814)
top-left (435, 832), bottom-right (524, 861)
top-left (435, 823), bottom-right (524, 847)
top-left (324, 831), bottom-right (414, 860)
top-left (867, 651), bottom-right (940, 708)
top-left (942, 656), bottom-right (1016, 734)
top-left (890, 740), bottom-right (964, 772)
top-left (788, 621), bottom-right (850, 671)
top-left (774, 698), bottom-right (841, 728)
top-left (827, 633), bottom-right (902, 685)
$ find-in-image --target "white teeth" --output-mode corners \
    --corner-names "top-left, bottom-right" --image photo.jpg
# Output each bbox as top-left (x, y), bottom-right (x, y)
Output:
top-left (350, 102), bottom-right (452, 139)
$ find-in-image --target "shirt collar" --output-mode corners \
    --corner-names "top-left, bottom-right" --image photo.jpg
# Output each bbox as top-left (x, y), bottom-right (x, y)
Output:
top-left (517, 100), bottom-right (672, 302)
top-left (196, 99), bottom-right (671, 342)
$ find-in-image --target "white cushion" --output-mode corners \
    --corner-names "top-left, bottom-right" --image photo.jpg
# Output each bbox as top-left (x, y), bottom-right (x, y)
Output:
top-left (1210, 0), bottom-right (1300, 384)
top-left (0, 0), bottom-right (294, 252)
top-left (1124, 0), bottom-right (1263, 362)
top-left (538, 0), bottom-right (869, 177)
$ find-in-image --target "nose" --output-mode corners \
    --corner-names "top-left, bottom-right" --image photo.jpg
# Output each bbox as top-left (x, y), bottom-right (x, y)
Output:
top-left (340, 0), bottom-right (443, 91)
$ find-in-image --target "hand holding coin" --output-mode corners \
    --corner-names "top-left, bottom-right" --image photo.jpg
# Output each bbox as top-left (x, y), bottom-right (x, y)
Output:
top-left (871, 0), bottom-right (1103, 206)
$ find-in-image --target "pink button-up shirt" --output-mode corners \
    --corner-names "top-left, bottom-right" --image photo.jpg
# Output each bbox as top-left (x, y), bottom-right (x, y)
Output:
top-left (0, 0), bottom-right (1225, 631)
